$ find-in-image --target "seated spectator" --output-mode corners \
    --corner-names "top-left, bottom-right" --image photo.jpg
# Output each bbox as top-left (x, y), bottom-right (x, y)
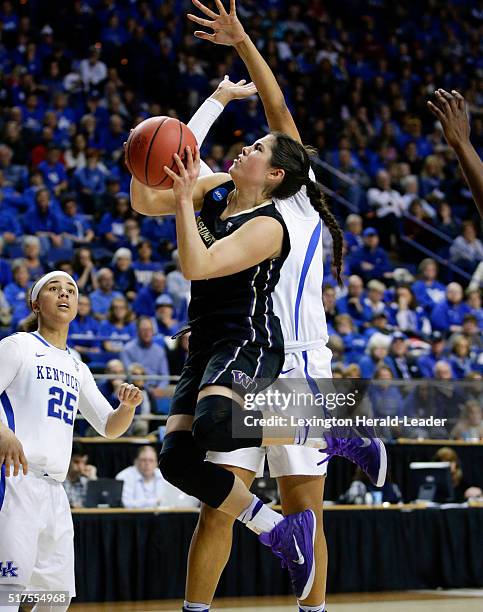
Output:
top-left (59, 193), bottom-right (94, 245)
top-left (141, 215), bottom-right (176, 259)
top-left (0, 197), bottom-right (22, 246)
top-left (387, 332), bottom-right (421, 379)
top-left (22, 188), bottom-right (63, 253)
top-left (0, 238), bottom-right (13, 287)
top-left (121, 317), bottom-right (172, 403)
top-left (400, 174), bottom-right (435, 217)
top-left (68, 294), bottom-right (101, 357)
top-left (366, 169), bottom-right (403, 250)
top-left (449, 220), bottom-right (483, 275)
top-left (363, 279), bottom-right (388, 321)
top-left (37, 144), bottom-right (68, 196)
top-left (133, 272), bottom-right (169, 317)
top-left (333, 314), bottom-right (366, 364)
top-left (0, 287), bottom-right (12, 330)
top-left (431, 282), bottom-right (470, 334)
top-left (465, 289), bottom-right (483, 328)
top-left (322, 285), bottom-right (337, 330)
top-left (448, 334), bottom-right (480, 379)
top-left (111, 247), bottom-right (137, 301)
top-left (363, 312), bottom-right (393, 341)
top-left (336, 275), bottom-right (372, 328)
top-left (124, 218), bottom-right (143, 255)
top-left (98, 193), bottom-right (132, 248)
top-left (125, 363), bottom-right (155, 436)
top-left (411, 258), bottom-right (446, 314)
top-left (73, 247), bottom-right (98, 293)
top-left (419, 155), bottom-right (445, 199)
top-left (63, 443), bottom-right (98, 508)
top-left (22, 235), bottom-right (45, 281)
top-left (116, 446), bottom-right (198, 509)
top-left (417, 332), bottom-right (451, 378)
top-left (133, 239), bottom-right (163, 287)
top-left (74, 148), bottom-right (107, 214)
top-left (433, 447), bottom-right (483, 502)
top-left (350, 227), bottom-right (392, 283)
top-left (358, 334), bottom-right (393, 378)
top-left (166, 250), bottom-right (190, 312)
top-left (79, 46), bottom-right (107, 90)
top-left (343, 214), bottom-right (363, 256)
top-left (342, 467), bottom-right (402, 505)
top-left (89, 267), bottom-right (123, 321)
top-left (167, 333), bottom-right (190, 377)
top-left (401, 385), bottom-right (449, 439)
top-left (451, 401), bottom-right (483, 441)
top-left (332, 149), bottom-right (369, 208)
top-left (402, 199), bottom-right (438, 260)
top-left (368, 365), bottom-right (404, 438)
top-left (435, 200), bottom-right (460, 240)
top-left (64, 133), bottom-right (87, 172)
top-left (98, 297), bottom-right (137, 354)
top-left (460, 313), bottom-right (482, 355)
top-left (154, 294), bottom-right (181, 337)
top-left (388, 285), bottom-right (430, 337)
top-left (4, 259), bottom-right (31, 328)
top-left (98, 359), bottom-right (126, 408)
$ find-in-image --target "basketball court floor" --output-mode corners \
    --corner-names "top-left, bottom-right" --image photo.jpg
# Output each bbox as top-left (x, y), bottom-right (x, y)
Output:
top-left (70, 590), bottom-right (483, 611)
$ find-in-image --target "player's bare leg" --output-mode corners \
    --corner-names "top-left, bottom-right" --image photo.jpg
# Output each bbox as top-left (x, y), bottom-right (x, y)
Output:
top-left (278, 475), bottom-right (327, 611)
top-left (185, 465), bottom-right (256, 607)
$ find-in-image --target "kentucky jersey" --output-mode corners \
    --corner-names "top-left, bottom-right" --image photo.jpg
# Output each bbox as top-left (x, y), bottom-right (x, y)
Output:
top-left (188, 181), bottom-right (290, 347)
top-left (0, 332), bottom-right (113, 482)
top-left (272, 169), bottom-right (329, 350)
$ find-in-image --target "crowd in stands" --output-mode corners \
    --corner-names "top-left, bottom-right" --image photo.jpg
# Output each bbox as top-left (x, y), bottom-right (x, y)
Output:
top-left (0, 1), bottom-right (481, 437)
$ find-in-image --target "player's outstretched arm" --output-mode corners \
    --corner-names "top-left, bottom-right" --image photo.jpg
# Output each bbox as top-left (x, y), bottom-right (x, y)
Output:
top-left (428, 89), bottom-right (483, 217)
top-left (188, 0), bottom-right (301, 143)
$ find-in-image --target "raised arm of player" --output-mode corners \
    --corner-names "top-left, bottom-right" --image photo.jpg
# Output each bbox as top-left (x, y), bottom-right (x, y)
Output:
top-left (428, 89), bottom-right (483, 218)
top-left (188, 0), bottom-right (301, 143)
top-left (165, 147), bottom-right (284, 280)
top-left (0, 336), bottom-right (28, 476)
top-left (130, 77), bottom-right (256, 215)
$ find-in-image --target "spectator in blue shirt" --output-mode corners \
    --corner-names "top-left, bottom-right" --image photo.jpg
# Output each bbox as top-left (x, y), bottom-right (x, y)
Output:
top-left (343, 214), bottom-right (364, 256)
top-left (154, 294), bottom-right (181, 337)
top-left (362, 279), bottom-right (389, 322)
top-left (133, 272), bottom-right (169, 317)
top-left (89, 267), bottom-right (122, 321)
top-left (0, 238), bottom-right (12, 288)
top-left (101, 114), bottom-right (126, 160)
top-left (111, 247), bottom-right (137, 301)
top-left (431, 283), bottom-right (470, 334)
top-left (121, 317), bottom-right (171, 402)
top-left (0, 201), bottom-right (22, 245)
top-left (336, 275), bottom-right (372, 328)
top-left (98, 193), bottom-right (132, 248)
top-left (22, 235), bottom-right (45, 281)
top-left (37, 144), bottom-right (68, 196)
top-left (98, 296), bottom-right (137, 355)
top-left (386, 332), bottom-right (421, 379)
top-left (68, 294), bottom-right (101, 358)
top-left (73, 247), bottom-right (98, 294)
top-left (417, 332), bottom-right (452, 379)
top-left (388, 285), bottom-right (431, 337)
top-left (368, 365), bottom-right (404, 438)
top-left (333, 314), bottom-right (366, 364)
top-left (449, 335), bottom-right (480, 380)
top-left (59, 194), bottom-right (94, 245)
top-left (350, 227), bottom-right (392, 283)
top-left (22, 188), bottom-right (64, 252)
top-left (4, 260), bottom-right (32, 329)
top-left (74, 148), bottom-right (107, 214)
top-left (363, 312), bottom-right (394, 342)
top-left (141, 215), bottom-right (177, 258)
top-left (358, 341), bottom-right (393, 379)
top-left (133, 240), bottom-right (163, 287)
top-left (98, 359), bottom-right (127, 409)
top-left (411, 258), bottom-right (446, 314)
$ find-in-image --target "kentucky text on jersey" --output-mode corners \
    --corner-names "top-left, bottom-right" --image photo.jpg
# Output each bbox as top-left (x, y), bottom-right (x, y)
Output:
top-left (35, 366), bottom-right (80, 392)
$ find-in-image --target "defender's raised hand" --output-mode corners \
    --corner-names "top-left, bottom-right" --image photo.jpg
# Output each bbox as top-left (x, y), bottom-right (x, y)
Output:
top-left (188, 0), bottom-right (247, 46)
top-left (427, 89), bottom-right (471, 152)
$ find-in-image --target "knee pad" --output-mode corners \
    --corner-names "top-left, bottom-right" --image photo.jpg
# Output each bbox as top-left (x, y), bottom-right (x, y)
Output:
top-left (192, 395), bottom-right (263, 452)
top-left (159, 430), bottom-right (235, 508)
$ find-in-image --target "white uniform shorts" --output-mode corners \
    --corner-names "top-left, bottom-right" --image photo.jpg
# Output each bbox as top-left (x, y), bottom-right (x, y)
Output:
top-left (0, 471), bottom-right (75, 597)
top-left (207, 345), bottom-right (332, 478)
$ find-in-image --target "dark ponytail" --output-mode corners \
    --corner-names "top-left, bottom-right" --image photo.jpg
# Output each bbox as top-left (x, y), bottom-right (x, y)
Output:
top-left (269, 132), bottom-right (345, 286)
top-left (305, 180), bottom-right (344, 287)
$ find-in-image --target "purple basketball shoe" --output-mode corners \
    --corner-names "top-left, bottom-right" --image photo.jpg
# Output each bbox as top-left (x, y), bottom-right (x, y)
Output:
top-left (259, 509), bottom-right (316, 600)
top-left (318, 435), bottom-right (387, 487)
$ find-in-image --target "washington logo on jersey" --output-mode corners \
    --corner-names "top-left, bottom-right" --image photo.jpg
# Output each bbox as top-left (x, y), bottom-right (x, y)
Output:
top-left (196, 217), bottom-right (216, 246)
top-left (232, 370), bottom-right (258, 392)
top-left (0, 561), bottom-right (18, 578)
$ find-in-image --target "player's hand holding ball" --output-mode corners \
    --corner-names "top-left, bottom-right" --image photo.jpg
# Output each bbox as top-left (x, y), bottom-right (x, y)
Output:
top-left (164, 146), bottom-right (201, 207)
top-left (118, 382), bottom-right (143, 410)
top-left (0, 425), bottom-right (28, 477)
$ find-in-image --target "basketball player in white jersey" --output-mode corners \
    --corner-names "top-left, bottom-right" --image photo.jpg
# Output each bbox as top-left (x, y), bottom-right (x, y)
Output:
top-left (0, 271), bottom-right (143, 612)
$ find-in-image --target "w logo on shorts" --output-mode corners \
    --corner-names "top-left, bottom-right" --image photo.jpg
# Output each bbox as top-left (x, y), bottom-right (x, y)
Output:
top-left (232, 370), bottom-right (257, 391)
top-left (0, 561), bottom-right (18, 578)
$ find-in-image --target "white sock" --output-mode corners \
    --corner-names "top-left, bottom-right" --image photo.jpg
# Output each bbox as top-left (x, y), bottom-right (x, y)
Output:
top-left (183, 602), bottom-right (210, 611)
top-left (237, 495), bottom-right (283, 534)
top-left (298, 602), bottom-right (325, 612)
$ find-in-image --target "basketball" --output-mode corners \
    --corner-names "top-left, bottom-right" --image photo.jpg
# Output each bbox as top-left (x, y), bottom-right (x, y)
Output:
top-left (125, 116), bottom-right (197, 190)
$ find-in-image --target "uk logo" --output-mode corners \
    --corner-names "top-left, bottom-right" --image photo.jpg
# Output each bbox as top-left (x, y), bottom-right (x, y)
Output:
top-left (232, 370), bottom-right (258, 391)
top-left (213, 188), bottom-right (228, 202)
top-left (0, 561), bottom-right (18, 578)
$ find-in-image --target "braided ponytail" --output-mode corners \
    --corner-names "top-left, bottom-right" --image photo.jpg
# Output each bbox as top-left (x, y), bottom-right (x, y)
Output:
top-left (305, 181), bottom-right (344, 287)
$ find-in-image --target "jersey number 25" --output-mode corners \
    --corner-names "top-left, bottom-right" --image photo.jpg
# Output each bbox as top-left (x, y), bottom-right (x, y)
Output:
top-left (47, 386), bottom-right (77, 426)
